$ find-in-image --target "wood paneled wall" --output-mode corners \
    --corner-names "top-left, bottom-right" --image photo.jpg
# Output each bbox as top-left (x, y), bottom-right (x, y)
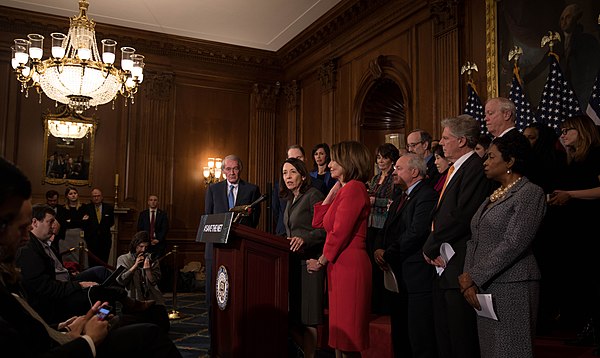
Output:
top-left (0, 0), bottom-right (488, 266)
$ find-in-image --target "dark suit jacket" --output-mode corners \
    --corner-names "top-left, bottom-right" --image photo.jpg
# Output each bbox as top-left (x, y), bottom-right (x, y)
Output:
top-left (0, 282), bottom-right (93, 357)
top-left (376, 181), bottom-right (438, 294)
top-left (137, 208), bottom-right (169, 256)
top-left (283, 187), bottom-right (326, 259)
top-left (423, 152), bottom-right (492, 289)
top-left (16, 233), bottom-right (83, 322)
top-left (83, 203), bottom-right (115, 262)
top-left (205, 179), bottom-right (261, 228)
top-left (423, 155), bottom-right (441, 189)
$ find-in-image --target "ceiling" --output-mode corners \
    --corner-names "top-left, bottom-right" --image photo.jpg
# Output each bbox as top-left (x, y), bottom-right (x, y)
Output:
top-left (2, 0), bottom-right (343, 51)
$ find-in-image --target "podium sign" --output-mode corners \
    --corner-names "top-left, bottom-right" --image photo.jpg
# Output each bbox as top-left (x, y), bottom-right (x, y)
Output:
top-left (196, 212), bottom-right (234, 244)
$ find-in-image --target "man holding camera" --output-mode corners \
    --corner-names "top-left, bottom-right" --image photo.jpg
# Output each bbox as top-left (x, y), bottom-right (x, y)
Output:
top-left (116, 231), bottom-right (169, 332)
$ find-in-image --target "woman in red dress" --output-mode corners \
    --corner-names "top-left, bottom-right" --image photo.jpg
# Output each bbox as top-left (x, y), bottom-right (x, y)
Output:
top-left (307, 141), bottom-right (372, 357)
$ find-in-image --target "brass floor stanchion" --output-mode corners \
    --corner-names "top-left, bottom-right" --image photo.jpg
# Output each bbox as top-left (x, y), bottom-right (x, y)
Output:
top-left (168, 245), bottom-right (181, 320)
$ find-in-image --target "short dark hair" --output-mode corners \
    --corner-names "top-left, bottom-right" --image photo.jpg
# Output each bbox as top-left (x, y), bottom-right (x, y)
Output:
top-left (129, 231), bottom-right (151, 254)
top-left (287, 144), bottom-right (305, 157)
top-left (376, 143), bottom-right (400, 164)
top-left (311, 143), bottom-right (331, 170)
top-left (331, 141), bottom-right (371, 183)
top-left (64, 186), bottom-right (78, 197)
top-left (32, 204), bottom-right (55, 222)
top-left (45, 190), bottom-right (59, 200)
top-left (279, 158), bottom-right (312, 200)
top-left (490, 135), bottom-right (532, 176)
top-left (0, 157), bottom-right (32, 207)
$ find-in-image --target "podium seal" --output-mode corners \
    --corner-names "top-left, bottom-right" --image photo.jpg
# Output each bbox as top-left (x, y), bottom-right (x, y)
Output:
top-left (215, 265), bottom-right (229, 310)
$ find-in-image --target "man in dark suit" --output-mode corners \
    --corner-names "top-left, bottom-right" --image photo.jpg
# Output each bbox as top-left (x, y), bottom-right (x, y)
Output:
top-left (374, 153), bottom-right (438, 358)
top-left (137, 195), bottom-right (169, 259)
top-left (83, 188), bottom-right (115, 266)
top-left (204, 154), bottom-right (261, 292)
top-left (406, 129), bottom-right (440, 188)
top-left (484, 97), bottom-right (522, 140)
top-left (1, 159), bottom-right (181, 357)
top-left (422, 115), bottom-right (492, 358)
top-left (46, 189), bottom-right (67, 254)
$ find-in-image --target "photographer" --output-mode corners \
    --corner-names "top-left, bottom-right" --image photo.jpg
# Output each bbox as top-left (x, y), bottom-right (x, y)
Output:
top-left (116, 231), bottom-right (169, 332)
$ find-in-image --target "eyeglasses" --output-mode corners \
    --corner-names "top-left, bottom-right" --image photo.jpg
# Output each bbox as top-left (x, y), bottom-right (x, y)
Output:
top-left (406, 141), bottom-right (423, 149)
top-left (223, 167), bottom-right (240, 173)
top-left (560, 127), bottom-right (575, 135)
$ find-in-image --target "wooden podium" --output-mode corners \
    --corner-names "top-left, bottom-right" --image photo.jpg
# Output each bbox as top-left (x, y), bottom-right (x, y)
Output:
top-left (211, 223), bottom-right (289, 358)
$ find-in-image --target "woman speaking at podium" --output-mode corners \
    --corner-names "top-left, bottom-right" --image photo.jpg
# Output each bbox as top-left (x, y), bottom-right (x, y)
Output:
top-left (307, 141), bottom-right (372, 357)
top-left (280, 157), bottom-right (326, 358)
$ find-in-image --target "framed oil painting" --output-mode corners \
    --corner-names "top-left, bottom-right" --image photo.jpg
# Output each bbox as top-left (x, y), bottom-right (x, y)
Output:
top-left (42, 107), bottom-right (96, 186)
top-left (486, 0), bottom-right (600, 108)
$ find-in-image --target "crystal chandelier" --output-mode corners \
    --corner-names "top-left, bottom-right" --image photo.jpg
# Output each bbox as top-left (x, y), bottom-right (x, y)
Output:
top-left (48, 119), bottom-right (93, 139)
top-left (10, 0), bottom-right (144, 114)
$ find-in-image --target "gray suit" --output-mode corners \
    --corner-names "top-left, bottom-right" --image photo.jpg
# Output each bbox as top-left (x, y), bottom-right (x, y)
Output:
top-left (464, 177), bottom-right (545, 358)
top-left (284, 187), bottom-right (326, 325)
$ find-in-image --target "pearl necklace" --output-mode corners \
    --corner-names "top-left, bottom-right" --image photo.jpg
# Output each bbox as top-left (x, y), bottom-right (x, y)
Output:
top-left (489, 176), bottom-right (523, 203)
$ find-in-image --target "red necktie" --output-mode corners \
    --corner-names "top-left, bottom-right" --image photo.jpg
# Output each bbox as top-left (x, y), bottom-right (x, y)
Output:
top-left (395, 192), bottom-right (408, 212)
top-left (150, 210), bottom-right (156, 239)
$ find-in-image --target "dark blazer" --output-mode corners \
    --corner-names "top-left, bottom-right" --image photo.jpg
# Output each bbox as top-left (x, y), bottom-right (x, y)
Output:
top-left (423, 155), bottom-right (441, 189)
top-left (16, 233), bottom-right (83, 322)
top-left (377, 181), bottom-right (438, 293)
top-left (423, 152), bottom-right (492, 289)
top-left (137, 208), bottom-right (169, 256)
top-left (0, 283), bottom-right (94, 357)
top-left (83, 203), bottom-right (115, 264)
top-left (283, 187), bottom-right (326, 259)
top-left (205, 179), bottom-right (261, 228)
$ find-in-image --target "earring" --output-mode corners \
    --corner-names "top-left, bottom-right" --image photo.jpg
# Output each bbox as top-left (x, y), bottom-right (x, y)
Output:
top-left (506, 169), bottom-right (511, 174)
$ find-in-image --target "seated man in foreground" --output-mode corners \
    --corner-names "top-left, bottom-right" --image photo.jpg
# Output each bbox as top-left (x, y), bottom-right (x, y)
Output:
top-left (16, 204), bottom-right (154, 323)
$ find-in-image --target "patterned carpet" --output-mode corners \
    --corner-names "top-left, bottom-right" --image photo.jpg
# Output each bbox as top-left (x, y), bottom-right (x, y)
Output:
top-left (164, 291), bottom-right (210, 358)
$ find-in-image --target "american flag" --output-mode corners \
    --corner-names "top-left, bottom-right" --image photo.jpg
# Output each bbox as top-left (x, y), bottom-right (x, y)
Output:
top-left (586, 71), bottom-right (600, 125)
top-left (464, 82), bottom-right (488, 135)
top-left (509, 71), bottom-right (535, 131)
top-left (535, 53), bottom-right (582, 131)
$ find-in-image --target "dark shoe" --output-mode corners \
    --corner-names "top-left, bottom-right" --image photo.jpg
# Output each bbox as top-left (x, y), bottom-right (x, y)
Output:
top-left (121, 297), bottom-right (155, 313)
top-left (565, 319), bottom-right (596, 347)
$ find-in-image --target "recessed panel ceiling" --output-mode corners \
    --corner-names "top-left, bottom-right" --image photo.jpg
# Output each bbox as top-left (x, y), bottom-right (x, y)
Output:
top-left (2, 0), bottom-right (342, 51)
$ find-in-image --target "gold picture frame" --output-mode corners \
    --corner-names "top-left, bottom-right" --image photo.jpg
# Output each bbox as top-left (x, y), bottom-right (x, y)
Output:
top-left (42, 107), bottom-right (97, 186)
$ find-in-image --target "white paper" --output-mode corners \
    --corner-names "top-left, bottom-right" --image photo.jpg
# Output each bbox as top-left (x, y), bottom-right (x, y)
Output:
top-left (475, 294), bottom-right (498, 320)
top-left (383, 270), bottom-right (399, 293)
top-left (435, 243), bottom-right (456, 276)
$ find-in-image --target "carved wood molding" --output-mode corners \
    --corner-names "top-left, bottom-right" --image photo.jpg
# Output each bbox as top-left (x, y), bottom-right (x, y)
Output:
top-left (252, 82), bottom-right (281, 111)
top-left (428, 0), bottom-right (459, 35)
top-left (318, 59), bottom-right (338, 92)
top-left (283, 80), bottom-right (299, 110)
top-left (143, 72), bottom-right (174, 101)
top-left (278, 0), bottom-right (392, 66)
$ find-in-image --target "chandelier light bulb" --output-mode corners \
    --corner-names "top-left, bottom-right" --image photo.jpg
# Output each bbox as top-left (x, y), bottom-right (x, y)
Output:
top-left (50, 33), bottom-right (67, 59)
top-left (13, 39), bottom-right (30, 65)
top-left (203, 167), bottom-right (210, 179)
top-left (215, 158), bottom-right (223, 169)
top-left (121, 47), bottom-right (135, 72)
top-left (131, 54), bottom-right (145, 78)
top-left (208, 158), bottom-right (215, 168)
top-left (101, 39), bottom-right (117, 64)
top-left (11, 46), bottom-right (18, 69)
top-left (27, 34), bottom-right (44, 60)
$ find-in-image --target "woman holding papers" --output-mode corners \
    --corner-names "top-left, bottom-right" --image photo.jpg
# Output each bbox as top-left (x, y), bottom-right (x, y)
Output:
top-left (280, 158), bottom-right (326, 358)
top-left (459, 135), bottom-right (546, 358)
top-left (307, 141), bottom-right (372, 357)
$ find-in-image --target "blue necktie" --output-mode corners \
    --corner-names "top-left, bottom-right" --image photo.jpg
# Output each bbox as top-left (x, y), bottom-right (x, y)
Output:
top-left (228, 185), bottom-right (235, 209)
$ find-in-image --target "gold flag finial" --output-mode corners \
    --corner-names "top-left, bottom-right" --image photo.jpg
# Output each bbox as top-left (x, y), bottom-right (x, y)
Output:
top-left (508, 46), bottom-right (523, 65)
top-left (541, 31), bottom-right (561, 53)
top-left (460, 61), bottom-right (478, 82)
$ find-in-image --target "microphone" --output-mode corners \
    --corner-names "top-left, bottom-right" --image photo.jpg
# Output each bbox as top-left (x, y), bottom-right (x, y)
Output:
top-left (228, 194), bottom-right (269, 213)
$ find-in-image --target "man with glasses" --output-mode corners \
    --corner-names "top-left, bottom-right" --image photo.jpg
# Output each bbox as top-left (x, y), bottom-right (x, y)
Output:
top-left (407, 129), bottom-right (440, 188)
top-left (203, 154), bottom-right (261, 350)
